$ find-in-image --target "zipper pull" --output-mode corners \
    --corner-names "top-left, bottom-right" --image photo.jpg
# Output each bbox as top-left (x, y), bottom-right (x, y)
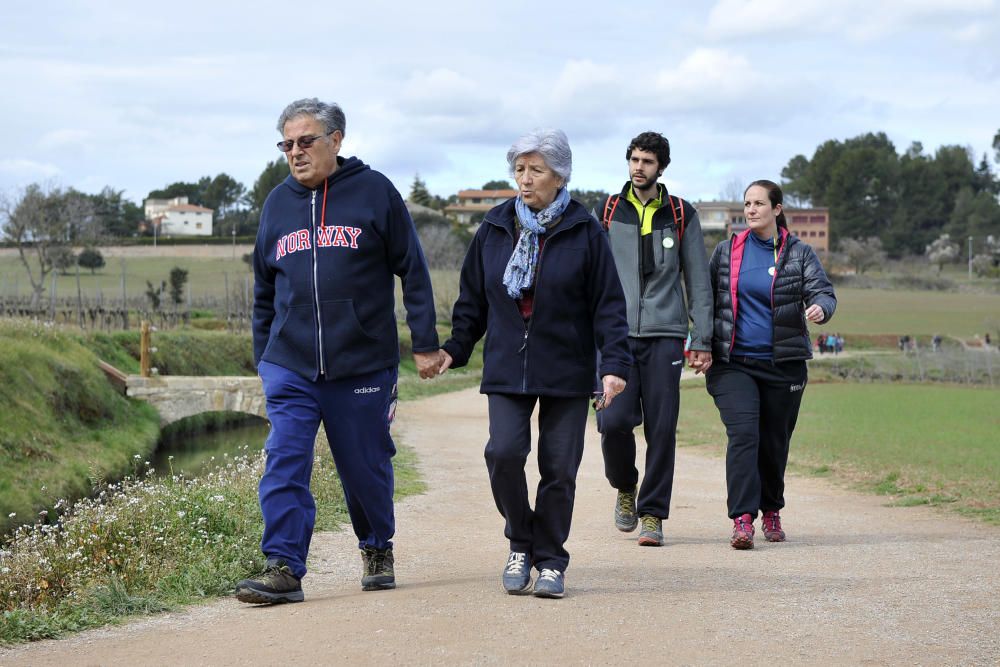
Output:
top-left (518, 330), bottom-right (528, 353)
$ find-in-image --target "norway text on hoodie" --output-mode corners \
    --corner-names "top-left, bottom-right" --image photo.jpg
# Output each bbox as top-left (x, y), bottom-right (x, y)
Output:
top-left (252, 156), bottom-right (439, 381)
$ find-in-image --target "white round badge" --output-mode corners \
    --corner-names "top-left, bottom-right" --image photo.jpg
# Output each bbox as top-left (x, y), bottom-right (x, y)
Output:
top-left (662, 237), bottom-right (674, 249)
top-left (767, 267), bottom-right (776, 276)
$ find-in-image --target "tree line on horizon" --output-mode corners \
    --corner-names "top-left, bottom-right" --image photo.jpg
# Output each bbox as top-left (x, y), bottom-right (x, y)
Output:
top-left (3, 129), bottom-right (999, 258)
top-left (780, 131), bottom-right (1000, 258)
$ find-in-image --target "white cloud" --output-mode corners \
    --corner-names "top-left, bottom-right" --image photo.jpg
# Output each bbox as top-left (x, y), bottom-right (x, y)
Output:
top-left (706, 0), bottom-right (996, 40)
top-left (0, 159), bottom-right (61, 180)
top-left (1, 2), bottom-right (997, 205)
top-left (400, 69), bottom-right (499, 115)
top-left (652, 49), bottom-right (758, 108)
top-left (38, 129), bottom-right (93, 151)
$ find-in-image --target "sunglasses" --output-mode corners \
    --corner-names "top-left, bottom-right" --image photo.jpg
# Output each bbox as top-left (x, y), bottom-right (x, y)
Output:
top-left (277, 130), bottom-right (335, 153)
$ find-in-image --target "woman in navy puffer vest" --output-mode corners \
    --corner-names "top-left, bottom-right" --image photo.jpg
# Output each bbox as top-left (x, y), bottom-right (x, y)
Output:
top-left (706, 179), bottom-right (836, 550)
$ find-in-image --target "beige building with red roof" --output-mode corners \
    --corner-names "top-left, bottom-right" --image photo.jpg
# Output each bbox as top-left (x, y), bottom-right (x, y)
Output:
top-left (143, 196), bottom-right (214, 236)
top-left (694, 201), bottom-right (830, 254)
top-left (445, 189), bottom-right (518, 225)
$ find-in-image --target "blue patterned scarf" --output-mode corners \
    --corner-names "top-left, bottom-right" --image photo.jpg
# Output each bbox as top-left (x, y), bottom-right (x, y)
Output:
top-left (503, 187), bottom-right (571, 299)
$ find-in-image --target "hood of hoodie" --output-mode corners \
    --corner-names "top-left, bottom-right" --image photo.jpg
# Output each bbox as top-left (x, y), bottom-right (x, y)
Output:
top-left (281, 155), bottom-right (369, 197)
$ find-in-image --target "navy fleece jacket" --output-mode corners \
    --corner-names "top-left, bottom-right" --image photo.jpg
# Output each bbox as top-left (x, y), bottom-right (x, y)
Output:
top-left (252, 156), bottom-right (438, 381)
top-left (442, 198), bottom-right (631, 396)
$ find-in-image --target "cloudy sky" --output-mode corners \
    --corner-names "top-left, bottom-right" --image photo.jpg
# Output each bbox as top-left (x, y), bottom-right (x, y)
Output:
top-left (2, 1), bottom-right (998, 206)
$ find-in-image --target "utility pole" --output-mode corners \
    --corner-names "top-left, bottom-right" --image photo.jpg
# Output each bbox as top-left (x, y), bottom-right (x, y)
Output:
top-left (969, 236), bottom-right (973, 280)
top-left (140, 320), bottom-right (151, 377)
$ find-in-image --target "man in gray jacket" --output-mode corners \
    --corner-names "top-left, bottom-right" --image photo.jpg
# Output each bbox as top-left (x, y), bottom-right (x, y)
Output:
top-left (596, 131), bottom-right (713, 546)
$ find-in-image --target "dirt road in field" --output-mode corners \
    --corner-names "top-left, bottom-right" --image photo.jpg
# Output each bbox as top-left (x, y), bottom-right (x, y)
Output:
top-left (3, 386), bottom-right (999, 666)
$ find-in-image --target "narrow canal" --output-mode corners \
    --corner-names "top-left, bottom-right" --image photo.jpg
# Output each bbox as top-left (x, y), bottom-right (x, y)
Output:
top-left (151, 416), bottom-right (268, 478)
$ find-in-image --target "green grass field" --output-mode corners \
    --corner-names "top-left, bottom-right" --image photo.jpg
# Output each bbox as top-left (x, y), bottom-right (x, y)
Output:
top-left (811, 286), bottom-right (1000, 338)
top-left (678, 380), bottom-right (1000, 523)
top-left (5, 251), bottom-right (999, 341)
top-left (0, 255), bottom-right (253, 304)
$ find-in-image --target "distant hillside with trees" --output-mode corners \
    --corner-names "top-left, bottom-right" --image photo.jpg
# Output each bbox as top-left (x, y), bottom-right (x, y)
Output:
top-left (781, 131), bottom-right (1000, 258)
top-left (4, 129), bottom-right (998, 268)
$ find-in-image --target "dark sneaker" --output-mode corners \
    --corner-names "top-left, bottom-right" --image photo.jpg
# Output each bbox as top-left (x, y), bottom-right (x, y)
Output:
top-left (361, 546), bottom-right (396, 591)
top-left (762, 510), bottom-right (786, 542)
top-left (235, 558), bottom-right (304, 604)
top-left (533, 568), bottom-right (565, 599)
top-left (502, 551), bottom-right (532, 594)
top-left (731, 513), bottom-right (755, 550)
top-left (637, 515), bottom-right (664, 546)
top-left (615, 487), bottom-right (638, 532)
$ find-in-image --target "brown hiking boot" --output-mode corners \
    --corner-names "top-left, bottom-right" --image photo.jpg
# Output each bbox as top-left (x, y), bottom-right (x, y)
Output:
top-left (361, 546), bottom-right (396, 591)
top-left (235, 559), bottom-right (303, 604)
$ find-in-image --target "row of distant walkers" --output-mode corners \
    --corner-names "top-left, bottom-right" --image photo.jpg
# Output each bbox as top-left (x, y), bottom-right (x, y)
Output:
top-left (815, 333), bottom-right (844, 355)
top-left (921, 332), bottom-right (992, 352)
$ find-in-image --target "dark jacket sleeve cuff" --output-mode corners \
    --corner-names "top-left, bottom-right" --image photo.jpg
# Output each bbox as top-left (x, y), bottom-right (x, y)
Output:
top-left (442, 339), bottom-right (469, 369)
top-left (598, 362), bottom-right (630, 380)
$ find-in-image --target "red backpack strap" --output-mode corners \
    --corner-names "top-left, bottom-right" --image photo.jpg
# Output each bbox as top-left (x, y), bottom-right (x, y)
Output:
top-left (667, 195), bottom-right (686, 240)
top-left (601, 195), bottom-right (621, 231)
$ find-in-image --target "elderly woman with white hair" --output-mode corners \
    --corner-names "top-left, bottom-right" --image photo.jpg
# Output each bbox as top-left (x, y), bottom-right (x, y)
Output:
top-left (439, 129), bottom-right (631, 598)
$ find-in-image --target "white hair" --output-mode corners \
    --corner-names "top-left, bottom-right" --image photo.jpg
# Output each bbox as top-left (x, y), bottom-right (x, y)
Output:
top-left (506, 129), bottom-right (572, 184)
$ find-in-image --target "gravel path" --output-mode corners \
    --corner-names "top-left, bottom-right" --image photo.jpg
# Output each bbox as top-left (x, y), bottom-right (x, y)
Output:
top-left (3, 386), bottom-right (999, 666)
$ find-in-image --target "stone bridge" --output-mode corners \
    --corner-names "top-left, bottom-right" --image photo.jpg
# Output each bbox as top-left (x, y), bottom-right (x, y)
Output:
top-left (100, 363), bottom-right (267, 426)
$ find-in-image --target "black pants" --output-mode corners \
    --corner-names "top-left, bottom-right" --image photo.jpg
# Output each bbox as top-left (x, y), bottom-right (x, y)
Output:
top-left (485, 394), bottom-right (589, 572)
top-left (597, 337), bottom-right (684, 519)
top-left (705, 357), bottom-right (807, 519)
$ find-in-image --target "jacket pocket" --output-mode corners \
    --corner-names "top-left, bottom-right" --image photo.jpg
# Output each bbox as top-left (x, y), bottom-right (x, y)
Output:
top-left (319, 299), bottom-right (380, 346)
top-left (263, 303), bottom-right (316, 368)
top-left (656, 227), bottom-right (680, 270)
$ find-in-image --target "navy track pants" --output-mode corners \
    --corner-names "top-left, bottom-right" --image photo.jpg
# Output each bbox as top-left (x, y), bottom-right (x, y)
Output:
top-left (257, 360), bottom-right (398, 579)
top-left (597, 336), bottom-right (684, 519)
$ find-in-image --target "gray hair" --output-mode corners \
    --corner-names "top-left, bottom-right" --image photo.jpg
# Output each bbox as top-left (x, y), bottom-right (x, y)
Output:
top-left (506, 129), bottom-right (572, 184)
top-left (276, 98), bottom-right (346, 136)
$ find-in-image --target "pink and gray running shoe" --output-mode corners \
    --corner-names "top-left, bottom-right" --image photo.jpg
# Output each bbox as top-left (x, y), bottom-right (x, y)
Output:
top-left (761, 510), bottom-right (786, 542)
top-left (730, 513), bottom-right (755, 550)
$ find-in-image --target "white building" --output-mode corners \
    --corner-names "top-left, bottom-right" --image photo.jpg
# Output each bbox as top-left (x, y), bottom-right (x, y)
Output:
top-left (144, 196), bottom-right (214, 237)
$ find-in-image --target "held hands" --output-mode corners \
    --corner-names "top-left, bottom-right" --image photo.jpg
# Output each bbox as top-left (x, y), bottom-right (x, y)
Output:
top-left (805, 304), bottom-right (825, 323)
top-left (413, 351), bottom-right (442, 379)
top-left (688, 350), bottom-right (713, 375)
top-left (437, 349), bottom-right (453, 375)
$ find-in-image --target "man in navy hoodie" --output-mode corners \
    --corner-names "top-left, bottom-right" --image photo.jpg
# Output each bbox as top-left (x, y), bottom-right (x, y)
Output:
top-left (236, 98), bottom-right (440, 604)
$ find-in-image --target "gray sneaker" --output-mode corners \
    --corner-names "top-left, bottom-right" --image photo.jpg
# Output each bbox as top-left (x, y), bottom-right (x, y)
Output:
top-left (638, 515), bottom-right (664, 546)
top-left (615, 487), bottom-right (638, 532)
top-left (533, 568), bottom-right (565, 599)
top-left (361, 546), bottom-right (396, 591)
top-left (235, 558), bottom-right (304, 604)
top-left (502, 551), bottom-right (532, 594)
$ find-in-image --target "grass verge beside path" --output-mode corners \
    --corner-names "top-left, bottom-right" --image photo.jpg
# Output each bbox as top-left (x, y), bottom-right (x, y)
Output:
top-left (678, 380), bottom-right (1000, 524)
top-left (0, 438), bottom-right (427, 646)
top-left (0, 321), bottom-right (463, 646)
